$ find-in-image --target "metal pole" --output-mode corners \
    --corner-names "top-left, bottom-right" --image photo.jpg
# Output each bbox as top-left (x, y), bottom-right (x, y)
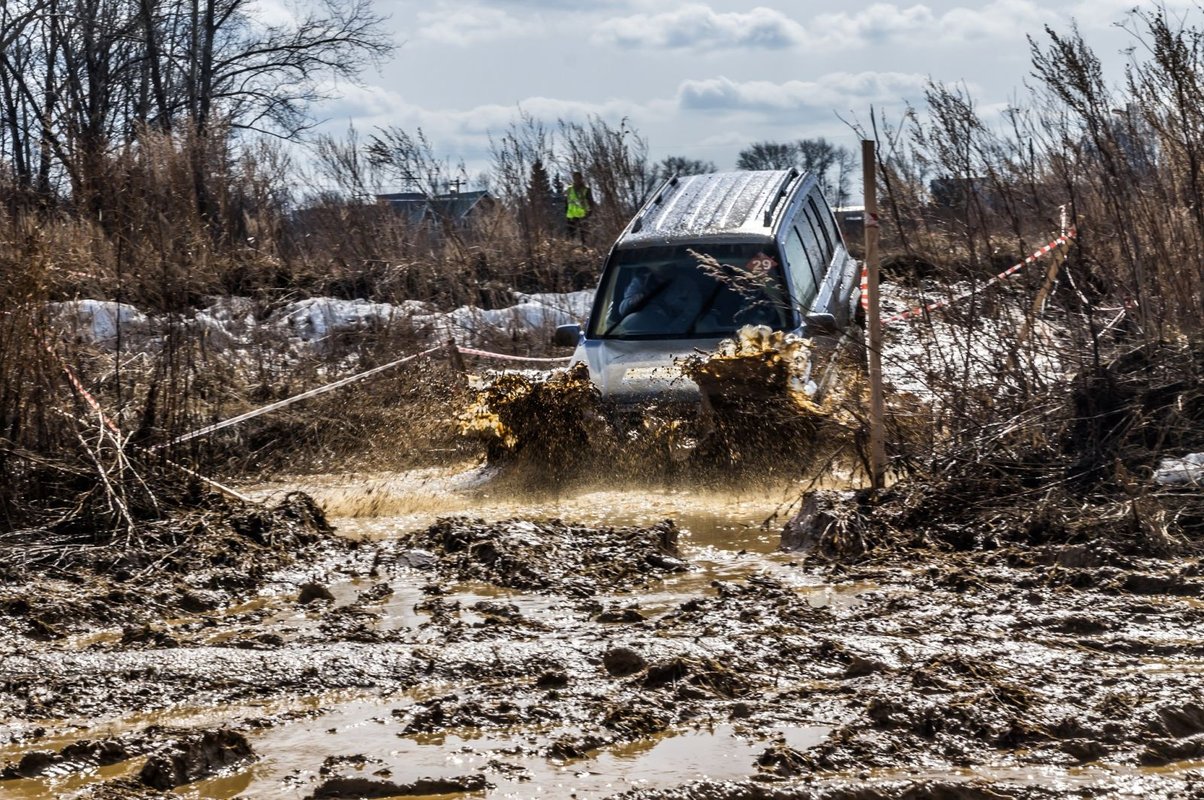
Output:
top-left (862, 140), bottom-right (887, 490)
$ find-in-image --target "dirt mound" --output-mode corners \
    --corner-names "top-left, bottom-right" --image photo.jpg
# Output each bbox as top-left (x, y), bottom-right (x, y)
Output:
top-left (0, 725), bottom-right (254, 794)
top-left (380, 517), bottom-right (688, 596)
top-left (138, 727), bottom-right (255, 789)
top-left (609, 781), bottom-right (1072, 799)
top-left (309, 773), bottom-right (489, 798)
top-left (0, 491), bottom-right (348, 636)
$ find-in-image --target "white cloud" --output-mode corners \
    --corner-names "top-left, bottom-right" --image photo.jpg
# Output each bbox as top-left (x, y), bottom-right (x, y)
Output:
top-left (313, 88), bottom-right (662, 143)
top-left (1067, 0), bottom-right (1196, 28)
top-left (677, 73), bottom-right (931, 113)
top-left (596, 2), bottom-right (1061, 53)
top-left (315, 82), bottom-right (408, 120)
top-left (416, 4), bottom-right (538, 46)
top-left (939, 0), bottom-right (1053, 40)
top-left (245, 0), bottom-right (299, 29)
top-left (594, 5), bottom-right (807, 50)
top-left (812, 1), bottom-right (1057, 49)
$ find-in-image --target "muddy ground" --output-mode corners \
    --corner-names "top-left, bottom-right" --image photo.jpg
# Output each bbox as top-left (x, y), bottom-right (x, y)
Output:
top-left (2, 332), bottom-right (1202, 799)
top-left (1, 465), bottom-right (1203, 799)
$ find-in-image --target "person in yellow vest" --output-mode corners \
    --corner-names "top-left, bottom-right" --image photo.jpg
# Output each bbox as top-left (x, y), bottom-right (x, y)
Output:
top-left (565, 170), bottom-right (594, 243)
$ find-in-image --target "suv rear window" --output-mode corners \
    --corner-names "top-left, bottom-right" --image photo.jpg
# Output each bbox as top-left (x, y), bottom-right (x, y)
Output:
top-left (589, 243), bottom-right (792, 339)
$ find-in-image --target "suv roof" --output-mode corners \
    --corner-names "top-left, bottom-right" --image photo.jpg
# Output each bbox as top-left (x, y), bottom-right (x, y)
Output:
top-left (620, 169), bottom-right (809, 246)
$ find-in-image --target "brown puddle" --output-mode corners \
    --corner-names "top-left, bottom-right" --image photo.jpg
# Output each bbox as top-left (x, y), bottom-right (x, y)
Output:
top-left (8, 467), bottom-right (1204, 799)
top-left (1, 472), bottom-right (856, 799)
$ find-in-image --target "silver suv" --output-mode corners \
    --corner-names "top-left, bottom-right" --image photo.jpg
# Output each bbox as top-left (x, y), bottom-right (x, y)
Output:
top-left (555, 169), bottom-right (860, 401)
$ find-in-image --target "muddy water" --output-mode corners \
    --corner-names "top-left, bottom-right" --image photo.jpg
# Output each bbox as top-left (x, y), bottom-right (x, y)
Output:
top-left (8, 467), bottom-right (1204, 799)
top-left (3, 471), bottom-right (857, 799)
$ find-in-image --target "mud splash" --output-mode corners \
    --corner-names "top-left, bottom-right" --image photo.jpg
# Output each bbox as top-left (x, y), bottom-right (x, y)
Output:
top-left (460, 327), bottom-right (863, 484)
top-left (680, 325), bottom-right (861, 471)
top-left (459, 362), bottom-right (614, 472)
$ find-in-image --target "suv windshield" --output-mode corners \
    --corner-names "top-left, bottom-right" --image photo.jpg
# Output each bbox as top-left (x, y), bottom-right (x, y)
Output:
top-left (589, 243), bottom-right (793, 339)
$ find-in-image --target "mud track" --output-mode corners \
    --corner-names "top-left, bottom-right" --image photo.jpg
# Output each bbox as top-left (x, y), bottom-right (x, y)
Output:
top-left (2, 479), bottom-right (1204, 798)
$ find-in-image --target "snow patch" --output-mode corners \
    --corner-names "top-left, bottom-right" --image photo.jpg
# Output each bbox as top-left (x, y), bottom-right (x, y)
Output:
top-left (1154, 453), bottom-right (1204, 487)
top-left (48, 290), bottom-right (593, 353)
top-left (50, 300), bottom-right (151, 344)
top-left (270, 297), bottom-right (403, 342)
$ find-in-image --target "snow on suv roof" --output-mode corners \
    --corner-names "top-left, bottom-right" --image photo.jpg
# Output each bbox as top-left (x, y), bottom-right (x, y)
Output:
top-left (620, 169), bottom-right (805, 246)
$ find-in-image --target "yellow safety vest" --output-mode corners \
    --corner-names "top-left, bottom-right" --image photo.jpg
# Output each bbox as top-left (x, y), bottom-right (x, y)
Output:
top-left (566, 184), bottom-right (589, 219)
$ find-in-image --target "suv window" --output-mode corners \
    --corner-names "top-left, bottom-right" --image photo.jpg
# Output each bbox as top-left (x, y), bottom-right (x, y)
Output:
top-left (809, 194), bottom-right (840, 251)
top-left (783, 226), bottom-right (820, 311)
top-left (800, 208), bottom-right (831, 273)
top-left (590, 243), bottom-right (791, 339)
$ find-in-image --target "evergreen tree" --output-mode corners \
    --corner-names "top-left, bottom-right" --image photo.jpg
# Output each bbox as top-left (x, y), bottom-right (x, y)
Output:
top-left (526, 158), bottom-right (554, 235)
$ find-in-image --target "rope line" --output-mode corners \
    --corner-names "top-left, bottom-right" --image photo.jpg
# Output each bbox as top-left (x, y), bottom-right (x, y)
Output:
top-left (457, 346), bottom-right (572, 363)
top-left (154, 344), bottom-right (445, 449)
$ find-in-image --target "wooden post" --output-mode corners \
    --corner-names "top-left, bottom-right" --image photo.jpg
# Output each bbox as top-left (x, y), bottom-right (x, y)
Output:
top-left (1020, 205), bottom-right (1073, 344)
top-left (862, 140), bottom-right (887, 491)
top-left (446, 337), bottom-right (467, 378)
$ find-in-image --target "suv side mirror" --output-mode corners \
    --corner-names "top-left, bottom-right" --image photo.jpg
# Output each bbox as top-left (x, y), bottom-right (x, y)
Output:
top-left (553, 324), bottom-right (582, 347)
top-left (803, 312), bottom-right (838, 333)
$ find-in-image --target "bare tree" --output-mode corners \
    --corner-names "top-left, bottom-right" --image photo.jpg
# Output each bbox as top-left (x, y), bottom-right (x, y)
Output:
top-left (797, 138), bottom-right (854, 207)
top-left (0, 0), bottom-right (391, 218)
top-left (557, 116), bottom-right (654, 241)
top-left (490, 112), bottom-right (555, 257)
top-left (367, 127), bottom-right (463, 199)
top-left (736, 141), bottom-right (797, 170)
top-left (313, 124), bottom-right (382, 200)
top-left (657, 155), bottom-right (716, 179)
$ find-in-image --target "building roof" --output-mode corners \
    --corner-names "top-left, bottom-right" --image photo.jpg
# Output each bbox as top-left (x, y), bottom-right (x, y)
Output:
top-left (376, 190), bottom-right (493, 225)
top-left (620, 170), bottom-right (806, 245)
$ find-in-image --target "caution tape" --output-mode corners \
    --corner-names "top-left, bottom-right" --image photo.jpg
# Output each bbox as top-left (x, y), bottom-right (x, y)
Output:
top-left (44, 336), bottom-right (254, 501)
top-left (58, 357), bottom-right (123, 436)
top-left (45, 319), bottom-right (573, 455)
top-left (39, 323), bottom-right (566, 499)
top-left (882, 228), bottom-right (1076, 325)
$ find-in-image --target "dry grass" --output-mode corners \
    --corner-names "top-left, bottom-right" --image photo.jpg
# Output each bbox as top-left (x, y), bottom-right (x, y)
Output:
top-left (3, 8), bottom-right (1204, 533)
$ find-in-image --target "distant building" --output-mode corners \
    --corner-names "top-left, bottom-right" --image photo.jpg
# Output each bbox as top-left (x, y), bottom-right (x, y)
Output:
top-left (929, 176), bottom-right (1002, 212)
top-left (375, 190), bottom-right (496, 227)
top-left (834, 206), bottom-right (865, 243)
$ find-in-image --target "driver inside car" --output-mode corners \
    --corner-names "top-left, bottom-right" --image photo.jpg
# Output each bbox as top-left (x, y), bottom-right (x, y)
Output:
top-left (614, 263), bottom-right (702, 334)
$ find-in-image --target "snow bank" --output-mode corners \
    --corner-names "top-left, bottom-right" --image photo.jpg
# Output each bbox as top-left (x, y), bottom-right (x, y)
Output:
top-left (50, 300), bottom-right (150, 344)
top-left (270, 298), bottom-right (403, 342)
top-left (49, 290), bottom-right (592, 352)
top-left (1154, 453), bottom-right (1204, 487)
top-left (878, 280), bottom-right (1068, 401)
top-left (411, 290), bottom-right (592, 344)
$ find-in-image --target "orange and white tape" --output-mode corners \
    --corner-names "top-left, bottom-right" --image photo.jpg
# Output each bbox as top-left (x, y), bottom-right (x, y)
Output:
top-left (882, 227), bottom-right (1076, 325)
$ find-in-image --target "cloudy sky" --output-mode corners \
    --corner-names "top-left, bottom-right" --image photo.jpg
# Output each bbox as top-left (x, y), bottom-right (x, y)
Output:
top-left (306, 0), bottom-right (1171, 184)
